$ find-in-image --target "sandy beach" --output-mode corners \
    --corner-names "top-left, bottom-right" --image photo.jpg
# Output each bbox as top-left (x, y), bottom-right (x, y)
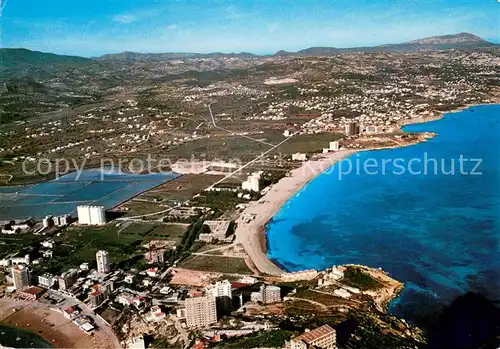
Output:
top-left (235, 149), bottom-right (355, 275)
top-left (234, 101), bottom-right (500, 277)
top-left (0, 298), bottom-right (120, 348)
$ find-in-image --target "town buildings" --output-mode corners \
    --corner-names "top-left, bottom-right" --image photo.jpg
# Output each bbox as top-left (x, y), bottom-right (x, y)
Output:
top-left (77, 205), bottom-right (106, 225)
top-left (96, 250), bottom-right (110, 273)
top-left (185, 295), bottom-right (217, 328)
top-left (287, 324), bottom-right (337, 349)
top-left (11, 264), bottom-right (30, 290)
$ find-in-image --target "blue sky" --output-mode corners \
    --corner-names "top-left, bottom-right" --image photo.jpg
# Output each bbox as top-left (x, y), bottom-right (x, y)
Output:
top-left (1, 0), bottom-right (498, 57)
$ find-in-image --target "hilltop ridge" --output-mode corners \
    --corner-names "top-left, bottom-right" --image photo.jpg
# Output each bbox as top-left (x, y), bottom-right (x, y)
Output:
top-left (0, 32), bottom-right (496, 66)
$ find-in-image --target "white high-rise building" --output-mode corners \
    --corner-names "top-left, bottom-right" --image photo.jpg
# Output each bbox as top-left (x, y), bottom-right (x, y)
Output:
top-left (242, 172), bottom-right (261, 192)
top-left (206, 280), bottom-right (232, 299)
top-left (11, 264), bottom-right (30, 290)
top-left (77, 205), bottom-right (106, 225)
top-left (96, 250), bottom-right (110, 273)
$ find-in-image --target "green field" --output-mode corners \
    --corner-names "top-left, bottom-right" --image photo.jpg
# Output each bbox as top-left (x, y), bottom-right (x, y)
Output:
top-left (0, 233), bottom-right (42, 259)
top-left (36, 222), bottom-right (187, 274)
top-left (179, 255), bottom-right (252, 275)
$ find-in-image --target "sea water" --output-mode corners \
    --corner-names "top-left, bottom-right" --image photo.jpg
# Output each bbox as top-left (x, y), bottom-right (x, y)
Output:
top-left (0, 169), bottom-right (180, 220)
top-left (266, 104), bottom-right (499, 324)
top-left (0, 325), bottom-right (52, 348)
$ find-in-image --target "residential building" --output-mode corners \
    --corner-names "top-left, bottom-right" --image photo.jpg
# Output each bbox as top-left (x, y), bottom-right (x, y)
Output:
top-left (345, 122), bottom-right (360, 136)
top-left (53, 214), bottom-right (71, 226)
top-left (125, 336), bottom-right (146, 349)
top-left (251, 285), bottom-right (281, 304)
top-left (38, 273), bottom-right (55, 288)
top-left (77, 205), bottom-right (106, 225)
top-left (58, 269), bottom-right (78, 291)
top-left (206, 280), bottom-right (232, 312)
top-left (12, 264), bottom-right (30, 290)
top-left (96, 250), bottom-right (110, 273)
top-left (185, 295), bottom-right (217, 328)
top-left (262, 285), bottom-right (281, 304)
top-left (206, 280), bottom-right (232, 299)
top-left (42, 216), bottom-right (53, 228)
top-left (89, 282), bottom-right (113, 308)
top-left (287, 324), bottom-right (337, 349)
top-left (144, 305), bottom-right (166, 323)
top-left (145, 249), bottom-right (166, 264)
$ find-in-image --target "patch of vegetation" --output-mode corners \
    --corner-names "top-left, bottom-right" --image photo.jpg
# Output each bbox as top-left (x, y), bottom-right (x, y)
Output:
top-left (35, 224), bottom-right (145, 274)
top-left (193, 191), bottom-right (246, 217)
top-left (342, 267), bottom-right (383, 291)
top-left (179, 255), bottom-right (252, 274)
top-left (216, 329), bottom-right (295, 349)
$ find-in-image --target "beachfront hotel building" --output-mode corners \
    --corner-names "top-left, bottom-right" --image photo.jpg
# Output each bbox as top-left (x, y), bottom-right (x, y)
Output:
top-left (96, 250), bottom-right (110, 273)
top-left (287, 324), bottom-right (337, 349)
top-left (11, 264), bottom-right (30, 290)
top-left (77, 205), bottom-right (106, 225)
top-left (185, 295), bottom-right (217, 328)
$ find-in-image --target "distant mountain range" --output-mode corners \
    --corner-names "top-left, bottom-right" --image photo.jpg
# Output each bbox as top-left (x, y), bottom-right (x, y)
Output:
top-left (0, 48), bottom-right (90, 69)
top-left (97, 32), bottom-right (497, 61)
top-left (275, 32), bottom-right (496, 56)
top-left (0, 32), bottom-right (497, 68)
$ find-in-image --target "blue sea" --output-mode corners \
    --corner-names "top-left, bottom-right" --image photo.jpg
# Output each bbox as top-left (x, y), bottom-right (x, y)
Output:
top-left (0, 169), bottom-right (180, 220)
top-left (0, 325), bottom-right (52, 348)
top-left (266, 104), bottom-right (500, 324)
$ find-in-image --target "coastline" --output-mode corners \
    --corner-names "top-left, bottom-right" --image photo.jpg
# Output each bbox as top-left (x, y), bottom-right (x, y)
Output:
top-left (234, 101), bottom-right (499, 277)
top-left (234, 149), bottom-right (356, 276)
top-left (0, 298), bottom-right (120, 349)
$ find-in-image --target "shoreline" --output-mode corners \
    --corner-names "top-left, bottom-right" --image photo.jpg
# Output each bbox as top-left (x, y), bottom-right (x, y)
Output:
top-left (234, 149), bottom-right (356, 275)
top-left (0, 298), bottom-right (121, 349)
top-left (234, 102), bottom-right (498, 277)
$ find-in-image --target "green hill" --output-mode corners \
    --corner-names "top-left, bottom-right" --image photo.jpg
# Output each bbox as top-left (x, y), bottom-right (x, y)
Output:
top-left (0, 48), bottom-right (89, 70)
